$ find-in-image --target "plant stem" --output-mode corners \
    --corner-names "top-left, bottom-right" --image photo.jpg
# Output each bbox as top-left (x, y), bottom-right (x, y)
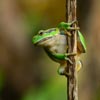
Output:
top-left (65, 0), bottom-right (78, 100)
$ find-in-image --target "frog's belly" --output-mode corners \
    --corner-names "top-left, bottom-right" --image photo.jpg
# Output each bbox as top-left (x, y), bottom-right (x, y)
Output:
top-left (44, 48), bottom-right (66, 64)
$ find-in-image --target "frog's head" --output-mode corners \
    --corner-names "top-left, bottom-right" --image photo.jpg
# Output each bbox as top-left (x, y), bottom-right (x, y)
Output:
top-left (32, 28), bottom-right (60, 46)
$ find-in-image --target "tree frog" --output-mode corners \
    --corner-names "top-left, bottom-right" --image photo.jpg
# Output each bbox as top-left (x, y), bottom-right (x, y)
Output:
top-left (32, 21), bottom-right (86, 76)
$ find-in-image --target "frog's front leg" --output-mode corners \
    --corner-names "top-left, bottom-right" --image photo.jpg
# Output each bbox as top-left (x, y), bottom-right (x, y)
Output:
top-left (64, 27), bottom-right (80, 36)
top-left (58, 21), bottom-right (80, 37)
top-left (58, 20), bottom-right (78, 29)
top-left (58, 21), bottom-right (79, 31)
top-left (67, 27), bottom-right (80, 31)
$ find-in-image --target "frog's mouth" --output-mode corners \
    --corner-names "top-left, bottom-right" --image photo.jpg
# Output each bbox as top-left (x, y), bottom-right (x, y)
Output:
top-left (35, 37), bottom-right (52, 45)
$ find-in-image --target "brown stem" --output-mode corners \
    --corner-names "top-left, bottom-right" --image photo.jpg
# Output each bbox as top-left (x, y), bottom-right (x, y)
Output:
top-left (65, 0), bottom-right (78, 100)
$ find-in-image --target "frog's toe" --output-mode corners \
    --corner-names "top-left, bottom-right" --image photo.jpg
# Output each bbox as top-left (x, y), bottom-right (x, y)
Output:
top-left (65, 57), bottom-right (73, 64)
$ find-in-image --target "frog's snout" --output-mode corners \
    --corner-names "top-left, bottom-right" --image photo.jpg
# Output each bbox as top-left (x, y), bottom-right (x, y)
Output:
top-left (32, 36), bottom-right (37, 45)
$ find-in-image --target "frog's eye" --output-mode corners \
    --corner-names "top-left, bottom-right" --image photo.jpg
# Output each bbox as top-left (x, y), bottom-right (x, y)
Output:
top-left (39, 30), bottom-right (44, 35)
top-left (39, 32), bottom-right (43, 35)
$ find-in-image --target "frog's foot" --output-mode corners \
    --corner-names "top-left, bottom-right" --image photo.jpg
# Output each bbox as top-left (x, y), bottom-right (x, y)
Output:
top-left (70, 20), bottom-right (78, 25)
top-left (64, 27), bottom-right (79, 36)
top-left (68, 20), bottom-right (80, 31)
top-left (65, 57), bottom-right (73, 64)
top-left (64, 52), bottom-right (77, 64)
top-left (57, 67), bottom-right (70, 76)
top-left (64, 30), bottom-right (72, 36)
top-left (68, 27), bottom-right (80, 31)
top-left (76, 60), bottom-right (82, 72)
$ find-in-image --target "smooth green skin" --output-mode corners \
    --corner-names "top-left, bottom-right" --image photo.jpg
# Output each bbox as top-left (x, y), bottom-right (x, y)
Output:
top-left (58, 20), bottom-right (77, 30)
top-left (32, 21), bottom-right (86, 75)
top-left (32, 28), bottom-right (59, 44)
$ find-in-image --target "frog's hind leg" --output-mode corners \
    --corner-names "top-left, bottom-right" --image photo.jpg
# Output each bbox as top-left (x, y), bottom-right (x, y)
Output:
top-left (57, 60), bottom-right (82, 76)
top-left (57, 63), bottom-right (70, 76)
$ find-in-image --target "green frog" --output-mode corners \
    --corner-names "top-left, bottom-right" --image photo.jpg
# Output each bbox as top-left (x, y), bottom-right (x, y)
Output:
top-left (32, 21), bottom-right (86, 75)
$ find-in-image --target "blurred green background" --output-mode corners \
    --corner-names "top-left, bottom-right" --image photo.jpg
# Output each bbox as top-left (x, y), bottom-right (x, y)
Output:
top-left (0, 0), bottom-right (100, 100)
